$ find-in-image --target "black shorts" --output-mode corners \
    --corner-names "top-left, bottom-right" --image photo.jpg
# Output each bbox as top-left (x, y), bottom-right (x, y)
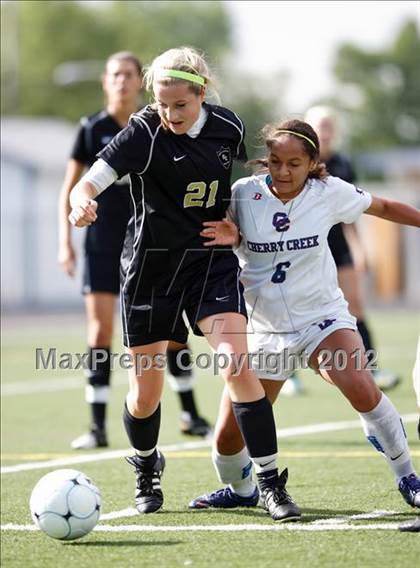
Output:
top-left (120, 251), bottom-right (247, 347)
top-left (82, 252), bottom-right (121, 295)
top-left (327, 224), bottom-right (354, 269)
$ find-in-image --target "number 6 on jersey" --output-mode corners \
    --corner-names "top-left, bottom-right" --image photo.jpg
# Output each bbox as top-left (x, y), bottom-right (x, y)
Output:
top-left (271, 261), bottom-right (291, 283)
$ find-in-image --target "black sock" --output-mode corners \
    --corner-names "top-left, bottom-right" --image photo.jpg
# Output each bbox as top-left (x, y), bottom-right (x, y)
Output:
top-left (257, 468), bottom-right (279, 491)
top-left (231, 397), bottom-right (278, 458)
top-left (87, 347), bottom-right (111, 430)
top-left (92, 404), bottom-right (106, 431)
top-left (356, 320), bottom-right (375, 364)
top-left (167, 345), bottom-right (192, 376)
top-left (179, 390), bottom-right (199, 419)
top-left (167, 346), bottom-right (200, 418)
top-left (123, 402), bottom-right (161, 465)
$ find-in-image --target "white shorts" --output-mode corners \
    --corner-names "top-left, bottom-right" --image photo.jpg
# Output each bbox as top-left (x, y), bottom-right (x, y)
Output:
top-left (247, 310), bottom-right (357, 381)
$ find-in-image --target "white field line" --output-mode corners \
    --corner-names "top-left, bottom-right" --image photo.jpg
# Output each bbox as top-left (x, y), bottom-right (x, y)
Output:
top-left (311, 510), bottom-right (398, 525)
top-left (99, 508), bottom-right (138, 521)
top-left (98, 507), bottom-right (402, 525)
top-left (0, 439), bottom-right (211, 475)
top-left (1, 375), bottom-right (126, 396)
top-left (1, 414), bottom-right (417, 475)
top-left (0, 522), bottom-right (405, 533)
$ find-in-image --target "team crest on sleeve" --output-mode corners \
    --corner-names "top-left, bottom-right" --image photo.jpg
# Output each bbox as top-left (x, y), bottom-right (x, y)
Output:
top-left (216, 146), bottom-right (232, 169)
top-left (253, 192), bottom-right (262, 200)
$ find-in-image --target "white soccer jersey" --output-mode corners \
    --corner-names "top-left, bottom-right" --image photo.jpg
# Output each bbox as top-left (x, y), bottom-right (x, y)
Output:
top-left (230, 174), bottom-right (372, 333)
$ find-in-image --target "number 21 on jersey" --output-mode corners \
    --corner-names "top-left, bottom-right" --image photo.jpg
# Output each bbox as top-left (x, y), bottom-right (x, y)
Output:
top-left (184, 180), bottom-right (219, 208)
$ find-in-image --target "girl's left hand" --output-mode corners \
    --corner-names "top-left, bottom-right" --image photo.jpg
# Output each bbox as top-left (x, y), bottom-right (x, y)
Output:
top-left (200, 219), bottom-right (240, 247)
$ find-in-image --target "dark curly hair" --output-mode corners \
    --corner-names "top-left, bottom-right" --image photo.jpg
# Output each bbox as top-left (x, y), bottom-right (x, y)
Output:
top-left (250, 119), bottom-right (328, 179)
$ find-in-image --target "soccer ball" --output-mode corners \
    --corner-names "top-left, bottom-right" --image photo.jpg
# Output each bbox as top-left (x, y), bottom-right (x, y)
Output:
top-left (29, 469), bottom-right (101, 541)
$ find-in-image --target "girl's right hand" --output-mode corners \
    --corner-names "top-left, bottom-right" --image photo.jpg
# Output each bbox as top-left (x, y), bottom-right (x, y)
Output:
top-left (58, 243), bottom-right (76, 277)
top-left (69, 199), bottom-right (98, 227)
top-left (200, 219), bottom-right (240, 247)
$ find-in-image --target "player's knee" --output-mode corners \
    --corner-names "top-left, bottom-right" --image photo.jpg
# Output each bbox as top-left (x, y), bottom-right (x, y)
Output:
top-left (220, 355), bottom-right (251, 383)
top-left (88, 320), bottom-right (113, 346)
top-left (129, 398), bottom-right (160, 418)
top-left (128, 387), bottom-right (161, 417)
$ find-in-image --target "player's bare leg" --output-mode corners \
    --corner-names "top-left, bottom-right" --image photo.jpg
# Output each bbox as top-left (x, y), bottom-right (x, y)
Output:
top-left (310, 329), bottom-right (419, 509)
top-left (124, 341), bottom-right (167, 514)
top-left (193, 312), bottom-right (300, 520)
top-left (72, 292), bottom-right (115, 449)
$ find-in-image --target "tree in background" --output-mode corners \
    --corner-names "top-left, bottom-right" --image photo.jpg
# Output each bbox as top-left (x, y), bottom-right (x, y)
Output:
top-left (0, 0), bottom-right (282, 161)
top-left (333, 19), bottom-right (420, 151)
top-left (1, 0), bottom-right (230, 120)
top-left (220, 70), bottom-right (288, 178)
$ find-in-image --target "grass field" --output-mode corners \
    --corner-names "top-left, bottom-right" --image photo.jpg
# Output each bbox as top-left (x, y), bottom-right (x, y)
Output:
top-left (1, 309), bottom-right (420, 567)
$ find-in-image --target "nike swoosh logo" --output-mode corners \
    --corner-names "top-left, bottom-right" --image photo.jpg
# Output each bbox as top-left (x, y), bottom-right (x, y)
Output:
top-left (259, 460), bottom-right (274, 468)
top-left (216, 296), bottom-right (230, 301)
top-left (390, 451), bottom-right (404, 461)
top-left (173, 155), bottom-right (187, 162)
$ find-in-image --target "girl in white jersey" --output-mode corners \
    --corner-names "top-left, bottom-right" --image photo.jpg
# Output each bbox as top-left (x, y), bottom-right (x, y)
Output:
top-left (190, 119), bottom-right (420, 512)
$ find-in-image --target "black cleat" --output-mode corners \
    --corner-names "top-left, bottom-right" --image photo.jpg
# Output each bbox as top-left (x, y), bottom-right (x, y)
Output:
top-left (125, 451), bottom-right (165, 513)
top-left (180, 415), bottom-right (212, 438)
top-left (260, 468), bottom-right (301, 522)
top-left (399, 517), bottom-right (420, 532)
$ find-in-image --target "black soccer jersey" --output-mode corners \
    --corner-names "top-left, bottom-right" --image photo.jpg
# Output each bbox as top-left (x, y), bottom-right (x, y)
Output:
top-left (326, 152), bottom-right (357, 267)
top-left (326, 152), bottom-right (356, 184)
top-left (98, 103), bottom-right (247, 295)
top-left (71, 110), bottom-right (132, 254)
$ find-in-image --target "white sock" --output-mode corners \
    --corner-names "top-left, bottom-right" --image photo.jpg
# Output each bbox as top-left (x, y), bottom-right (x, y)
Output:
top-left (166, 373), bottom-right (195, 393)
top-left (134, 447), bottom-right (156, 457)
top-left (212, 447), bottom-right (256, 497)
top-left (251, 453), bottom-right (278, 474)
top-left (359, 394), bottom-right (415, 481)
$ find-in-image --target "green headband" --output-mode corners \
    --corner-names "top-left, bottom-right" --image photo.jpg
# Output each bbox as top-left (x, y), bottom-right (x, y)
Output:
top-left (159, 69), bottom-right (206, 87)
top-left (277, 129), bottom-right (317, 150)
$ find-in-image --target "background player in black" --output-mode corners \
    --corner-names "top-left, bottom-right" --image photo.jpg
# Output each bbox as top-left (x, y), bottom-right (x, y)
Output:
top-left (68, 46), bottom-right (300, 522)
top-left (305, 105), bottom-right (400, 391)
top-left (58, 51), bottom-right (210, 450)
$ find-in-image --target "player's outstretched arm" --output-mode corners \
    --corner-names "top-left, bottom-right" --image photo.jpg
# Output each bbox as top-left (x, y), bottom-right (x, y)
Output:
top-left (201, 219), bottom-right (241, 247)
top-left (365, 196), bottom-right (420, 227)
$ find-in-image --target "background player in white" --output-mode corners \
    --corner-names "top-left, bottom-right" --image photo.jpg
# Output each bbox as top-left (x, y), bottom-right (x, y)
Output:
top-left (191, 118), bottom-right (420, 511)
top-left (68, 47), bottom-right (300, 521)
top-left (58, 52), bottom-right (211, 450)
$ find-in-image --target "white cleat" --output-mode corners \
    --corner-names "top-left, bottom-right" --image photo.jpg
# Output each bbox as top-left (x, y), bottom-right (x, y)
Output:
top-left (280, 375), bottom-right (305, 397)
top-left (372, 369), bottom-right (400, 391)
top-left (71, 429), bottom-right (108, 450)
